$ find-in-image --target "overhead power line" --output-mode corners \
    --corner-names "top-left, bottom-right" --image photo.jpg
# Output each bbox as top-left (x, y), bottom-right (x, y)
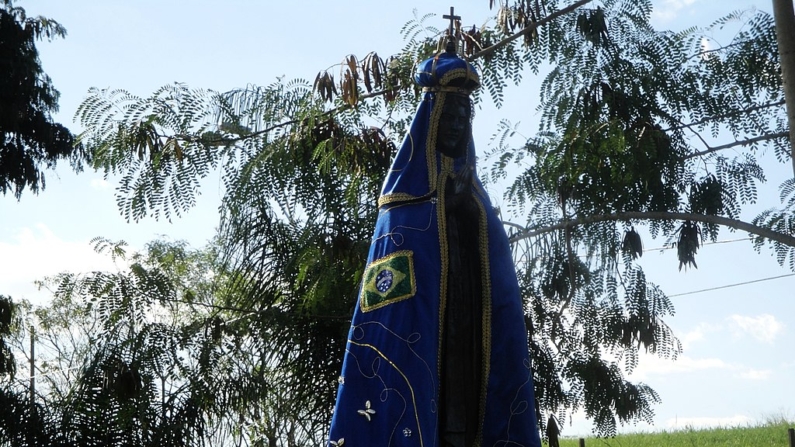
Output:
top-left (644, 237), bottom-right (753, 253)
top-left (667, 273), bottom-right (795, 298)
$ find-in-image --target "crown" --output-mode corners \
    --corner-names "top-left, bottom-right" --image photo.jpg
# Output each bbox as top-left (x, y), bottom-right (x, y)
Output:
top-left (414, 51), bottom-right (480, 95)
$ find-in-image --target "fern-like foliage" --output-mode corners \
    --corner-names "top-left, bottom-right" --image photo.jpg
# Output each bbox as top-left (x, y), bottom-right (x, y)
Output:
top-left (4, 240), bottom-right (334, 446)
top-left (76, 84), bottom-right (226, 222)
top-left (487, 0), bottom-right (789, 436)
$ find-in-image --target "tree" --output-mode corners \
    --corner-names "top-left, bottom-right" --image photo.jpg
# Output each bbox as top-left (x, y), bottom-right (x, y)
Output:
top-left (0, 0), bottom-right (87, 199)
top-left (1, 295), bottom-right (60, 446)
top-left (11, 240), bottom-right (229, 446)
top-left (73, 0), bottom-right (792, 439)
top-left (5, 238), bottom-right (331, 446)
top-left (0, 296), bottom-right (14, 377)
top-left (773, 0), bottom-right (795, 174)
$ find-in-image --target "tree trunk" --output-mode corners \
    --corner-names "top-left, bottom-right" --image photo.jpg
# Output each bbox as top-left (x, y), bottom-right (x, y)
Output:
top-left (773, 0), bottom-right (795, 176)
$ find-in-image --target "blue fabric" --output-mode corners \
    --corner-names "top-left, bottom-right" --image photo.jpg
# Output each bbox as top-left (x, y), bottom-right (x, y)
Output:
top-left (327, 52), bottom-right (541, 447)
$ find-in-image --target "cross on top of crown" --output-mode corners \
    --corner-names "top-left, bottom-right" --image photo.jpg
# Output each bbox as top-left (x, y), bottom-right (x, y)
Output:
top-left (443, 6), bottom-right (461, 53)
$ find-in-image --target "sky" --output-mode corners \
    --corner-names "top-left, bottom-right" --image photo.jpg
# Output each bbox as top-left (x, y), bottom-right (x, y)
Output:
top-left (1, 0), bottom-right (793, 438)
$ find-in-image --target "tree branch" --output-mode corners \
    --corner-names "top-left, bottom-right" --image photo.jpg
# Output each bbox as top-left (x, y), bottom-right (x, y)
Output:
top-left (169, 1), bottom-right (595, 146)
top-left (664, 100), bottom-right (785, 132)
top-left (467, 0), bottom-right (594, 61)
top-left (502, 220), bottom-right (526, 231)
top-left (508, 211), bottom-right (795, 247)
top-left (685, 39), bottom-right (747, 62)
top-left (172, 82), bottom-right (416, 147)
top-left (683, 131), bottom-right (789, 160)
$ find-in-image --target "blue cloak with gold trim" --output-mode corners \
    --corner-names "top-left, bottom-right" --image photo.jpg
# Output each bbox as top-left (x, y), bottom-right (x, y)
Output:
top-left (327, 52), bottom-right (541, 447)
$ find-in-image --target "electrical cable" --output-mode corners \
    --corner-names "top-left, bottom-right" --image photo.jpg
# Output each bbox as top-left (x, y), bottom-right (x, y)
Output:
top-left (667, 273), bottom-right (795, 297)
top-left (644, 237), bottom-right (753, 253)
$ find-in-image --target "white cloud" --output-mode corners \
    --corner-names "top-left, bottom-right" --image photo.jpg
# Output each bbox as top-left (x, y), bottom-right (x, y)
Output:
top-left (631, 354), bottom-right (732, 380)
top-left (700, 37), bottom-right (711, 52)
top-left (89, 178), bottom-right (111, 190)
top-left (664, 414), bottom-right (752, 430)
top-left (699, 37), bottom-right (714, 60)
top-left (0, 225), bottom-right (120, 304)
top-left (728, 314), bottom-right (785, 344)
top-left (679, 322), bottom-right (721, 350)
top-left (739, 369), bottom-right (772, 380)
top-left (680, 328), bottom-right (705, 349)
top-left (652, 0), bottom-right (698, 22)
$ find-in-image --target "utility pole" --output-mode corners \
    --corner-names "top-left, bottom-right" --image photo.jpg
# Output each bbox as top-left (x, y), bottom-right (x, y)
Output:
top-left (773, 0), bottom-right (795, 176)
top-left (29, 327), bottom-right (35, 411)
top-left (28, 327), bottom-right (35, 447)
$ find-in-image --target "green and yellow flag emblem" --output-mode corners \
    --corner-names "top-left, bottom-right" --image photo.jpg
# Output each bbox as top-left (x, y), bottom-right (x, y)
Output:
top-left (360, 250), bottom-right (416, 312)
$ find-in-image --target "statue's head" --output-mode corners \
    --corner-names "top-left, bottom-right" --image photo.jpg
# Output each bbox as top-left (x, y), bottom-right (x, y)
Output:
top-left (378, 52), bottom-right (481, 204)
top-left (437, 94), bottom-right (471, 158)
top-left (414, 52), bottom-right (480, 160)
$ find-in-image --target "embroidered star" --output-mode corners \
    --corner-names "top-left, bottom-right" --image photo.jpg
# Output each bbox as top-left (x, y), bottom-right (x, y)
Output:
top-left (337, 375), bottom-right (345, 385)
top-left (330, 438), bottom-right (345, 446)
top-left (357, 400), bottom-right (376, 421)
top-left (403, 428), bottom-right (412, 437)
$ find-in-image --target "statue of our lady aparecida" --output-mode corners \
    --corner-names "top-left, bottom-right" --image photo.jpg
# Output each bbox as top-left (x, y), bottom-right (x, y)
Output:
top-left (327, 47), bottom-right (542, 447)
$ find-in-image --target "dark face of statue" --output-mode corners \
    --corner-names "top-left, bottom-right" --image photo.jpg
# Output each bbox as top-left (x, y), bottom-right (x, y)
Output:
top-left (437, 96), bottom-right (470, 158)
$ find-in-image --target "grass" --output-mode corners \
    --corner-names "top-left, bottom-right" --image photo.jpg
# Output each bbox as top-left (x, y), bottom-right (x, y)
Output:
top-left (552, 417), bottom-right (795, 446)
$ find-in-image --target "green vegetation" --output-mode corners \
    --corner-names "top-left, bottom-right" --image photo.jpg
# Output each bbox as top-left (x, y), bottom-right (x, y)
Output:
top-left (2, 0), bottom-right (794, 444)
top-left (554, 419), bottom-right (795, 446)
top-left (0, 0), bottom-right (87, 199)
top-left (70, 0), bottom-right (793, 439)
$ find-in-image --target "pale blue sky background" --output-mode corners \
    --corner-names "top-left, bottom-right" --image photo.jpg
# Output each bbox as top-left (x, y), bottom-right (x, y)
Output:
top-left (0, 0), bottom-right (792, 437)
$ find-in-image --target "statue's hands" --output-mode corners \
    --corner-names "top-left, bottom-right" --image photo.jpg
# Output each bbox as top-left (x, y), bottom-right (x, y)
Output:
top-left (446, 163), bottom-right (476, 209)
top-left (452, 164), bottom-right (475, 195)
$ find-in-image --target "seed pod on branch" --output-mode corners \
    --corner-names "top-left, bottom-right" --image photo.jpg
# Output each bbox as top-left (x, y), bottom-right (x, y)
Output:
top-left (622, 227), bottom-right (643, 260)
top-left (312, 71), bottom-right (336, 103)
top-left (674, 221), bottom-right (701, 271)
top-left (464, 24), bottom-right (483, 57)
top-left (340, 55), bottom-right (360, 106)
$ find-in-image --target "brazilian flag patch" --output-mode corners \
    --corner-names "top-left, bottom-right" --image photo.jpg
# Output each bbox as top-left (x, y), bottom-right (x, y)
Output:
top-left (360, 250), bottom-right (416, 312)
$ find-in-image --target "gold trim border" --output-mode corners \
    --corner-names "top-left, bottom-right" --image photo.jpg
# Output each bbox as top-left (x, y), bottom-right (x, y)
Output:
top-left (475, 196), bottom-right (493, 445)
top-left (378, 192), bottom-right (423, 207)
top-left (437, 67), bottom-right (480, 87)
top-left (435, 157), bottom-right (454, 380)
